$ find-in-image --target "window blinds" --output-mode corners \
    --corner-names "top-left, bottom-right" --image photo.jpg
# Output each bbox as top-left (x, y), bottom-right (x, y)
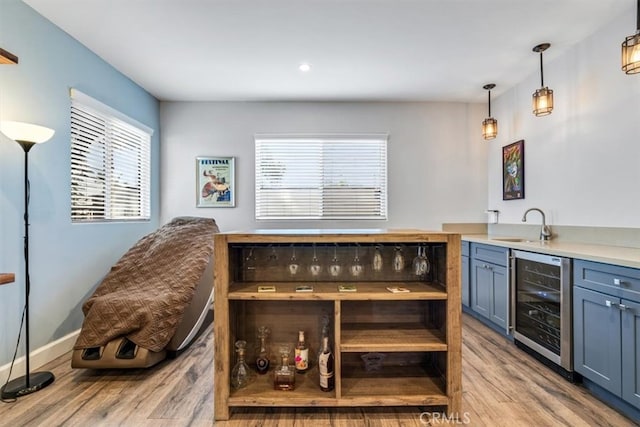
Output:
top-left (255, 135), bottom-right (388, 220)
top-left (70, 89), bottom-right (152, 222)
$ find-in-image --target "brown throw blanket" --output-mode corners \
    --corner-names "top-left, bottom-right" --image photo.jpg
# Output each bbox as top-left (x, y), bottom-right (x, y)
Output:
top-left (74, 217), bottom-right (219, 353)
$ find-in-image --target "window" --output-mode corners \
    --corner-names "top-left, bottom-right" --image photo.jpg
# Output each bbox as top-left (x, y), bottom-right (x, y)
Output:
top-left (255, 134), bottom-right (388, 220)
top-left (70, 89), bottom-right (152, 222)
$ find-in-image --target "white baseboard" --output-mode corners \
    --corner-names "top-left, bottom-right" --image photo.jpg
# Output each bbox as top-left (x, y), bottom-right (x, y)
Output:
top-left (0, 329), bottom-right (80, 385)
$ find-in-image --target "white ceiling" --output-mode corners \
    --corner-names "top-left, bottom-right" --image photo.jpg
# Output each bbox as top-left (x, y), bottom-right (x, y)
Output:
top-left (23, 0), bottom-right (632, 103)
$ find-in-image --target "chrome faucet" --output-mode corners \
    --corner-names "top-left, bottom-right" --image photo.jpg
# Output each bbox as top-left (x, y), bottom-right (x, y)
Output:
top-left (522, 208), bottom-right (552, 241)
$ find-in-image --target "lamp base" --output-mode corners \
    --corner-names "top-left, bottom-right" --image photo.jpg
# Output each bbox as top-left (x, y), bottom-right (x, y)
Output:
top-left (0, 371), bottom-right (55, 399)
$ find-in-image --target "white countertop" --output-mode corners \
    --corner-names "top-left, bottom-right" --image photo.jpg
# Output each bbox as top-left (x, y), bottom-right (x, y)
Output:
top-left (463, 234), bottom-right (640, 269)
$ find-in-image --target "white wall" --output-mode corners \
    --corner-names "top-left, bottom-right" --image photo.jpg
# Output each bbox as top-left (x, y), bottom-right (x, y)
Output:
top-left (160, 101), bottom-right (488, 231)
top-left (0, 0), bottom-right (160, 366)
top-left (488, 9), bottom-right (640, 228)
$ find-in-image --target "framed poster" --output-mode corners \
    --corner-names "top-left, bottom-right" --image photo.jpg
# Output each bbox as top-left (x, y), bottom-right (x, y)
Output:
top-left (502, 140), bottom-right (524, 200)
top-left (196, 156), bottom-right (235, 207)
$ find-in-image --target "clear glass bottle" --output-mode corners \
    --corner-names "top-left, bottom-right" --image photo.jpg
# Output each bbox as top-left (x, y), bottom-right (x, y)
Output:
top-left (255, 326), bottom-right (271, 374)
top-left (295, 330), bottom-right (309, 373)
top-left (273, 346), bottom-right (295, 391)
top-left (318, 336), bottom-right (335, 392)
top-left (231, 340), bottom-right (252, 389)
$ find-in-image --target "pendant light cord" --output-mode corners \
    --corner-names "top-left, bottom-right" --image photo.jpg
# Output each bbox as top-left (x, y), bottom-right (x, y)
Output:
top-left (487, 89), bottom-right (492, 116)
top-left (539, 51), bottom-right (545, 87)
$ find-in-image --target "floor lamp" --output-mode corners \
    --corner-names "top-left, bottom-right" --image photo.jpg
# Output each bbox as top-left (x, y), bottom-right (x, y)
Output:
top-left (0, 121), bottom-right (55, 399)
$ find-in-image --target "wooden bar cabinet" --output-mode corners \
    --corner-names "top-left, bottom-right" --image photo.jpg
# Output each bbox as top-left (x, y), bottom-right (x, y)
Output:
top-left (213, 230), bottom-right (461, 420)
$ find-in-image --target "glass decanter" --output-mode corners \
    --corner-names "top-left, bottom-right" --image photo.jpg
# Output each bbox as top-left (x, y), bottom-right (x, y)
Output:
top-left (273, 345), bottom-right (295, 391)
top-left (231, 340), bottom-right (252, 389)
top-left (255, 326), bottom-right (271, 374)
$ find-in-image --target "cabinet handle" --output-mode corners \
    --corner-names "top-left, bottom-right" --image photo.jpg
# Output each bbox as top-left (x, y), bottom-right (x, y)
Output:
top-left (619, 304), bottom-right (627, 311)
top-left (606, 300), bottom-right (617, 308)
top-left (613, 278), bottom-right (627, 286)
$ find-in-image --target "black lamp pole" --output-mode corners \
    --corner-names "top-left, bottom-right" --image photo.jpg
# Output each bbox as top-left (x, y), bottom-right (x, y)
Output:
top-left (0, 140), bottom-right (55, 399)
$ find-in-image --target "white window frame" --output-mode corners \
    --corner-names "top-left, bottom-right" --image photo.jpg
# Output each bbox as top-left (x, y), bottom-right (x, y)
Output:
top-left (255, 134), bottom-right (388, 221)
top-left (70, 88), bottom-right (153, 222)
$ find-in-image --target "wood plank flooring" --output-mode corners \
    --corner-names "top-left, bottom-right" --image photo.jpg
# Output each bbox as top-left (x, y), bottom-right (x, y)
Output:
top-left (0, 312), bottom-right (636, 426)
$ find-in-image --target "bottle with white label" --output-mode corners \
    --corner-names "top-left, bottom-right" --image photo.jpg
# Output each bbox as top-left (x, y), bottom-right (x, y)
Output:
top-left (318, 336), bottom-right (335, 392)
top-left (294, 330), bottom-right (309, 373)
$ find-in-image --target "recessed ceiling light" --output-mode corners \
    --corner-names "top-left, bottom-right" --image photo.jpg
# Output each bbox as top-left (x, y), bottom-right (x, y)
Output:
top-left (299, 63), bottom-right (311, 72)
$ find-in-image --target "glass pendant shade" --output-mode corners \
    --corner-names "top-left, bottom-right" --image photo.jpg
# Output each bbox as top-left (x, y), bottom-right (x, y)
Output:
top-left (532, 87), bottom-right (554, 116)
top-left (482, 117), bottom-right (498, 140)
top-left (0, 121), bottom-right (55, 144)
top-left (622, 31), bottom-right (640, 74)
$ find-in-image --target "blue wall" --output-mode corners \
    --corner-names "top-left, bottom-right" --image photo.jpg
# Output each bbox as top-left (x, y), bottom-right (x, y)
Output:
top-left (0, 0), bottom-right (160, 366)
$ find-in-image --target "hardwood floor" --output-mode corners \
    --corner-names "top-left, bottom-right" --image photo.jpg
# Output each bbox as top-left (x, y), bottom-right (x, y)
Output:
top-left (0, 312), bottom-right (636, 426)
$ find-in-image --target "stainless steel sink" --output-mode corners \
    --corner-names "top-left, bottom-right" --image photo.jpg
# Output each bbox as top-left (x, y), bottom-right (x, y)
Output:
top-left (490, 237), bottom-right (535, 243)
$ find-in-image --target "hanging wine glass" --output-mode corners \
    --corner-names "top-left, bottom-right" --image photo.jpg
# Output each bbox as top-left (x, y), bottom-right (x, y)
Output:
top-left (288, 245), bottom-right (299, 276)
top-left (393, 246), bottom-right (405, 273)
top-left (372, 245), bottom-right (383, 273)
top-left (245, 247), bottom-right (256, 271)
top-left (350, 244), bottom-right (363, 277)
top-left (268, 245), bottom-right (278, 262)
top-left (309, 243), bottom-right (322, 276)
top-left (412, 245), bottom-right (429, 277)
top-left (329, 244), bottom-right (342, 277)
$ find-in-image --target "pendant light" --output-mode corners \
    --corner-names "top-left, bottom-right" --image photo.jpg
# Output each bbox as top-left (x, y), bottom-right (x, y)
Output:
top-left (482, 84), bottom-right (498, 140)
top-left (622, 0), bottom-right (640, 74)
top-left (532, 43), bottom-right (553, 116)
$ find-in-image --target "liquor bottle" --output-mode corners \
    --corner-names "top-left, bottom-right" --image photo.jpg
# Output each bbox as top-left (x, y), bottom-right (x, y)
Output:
top-left (255, 326), bottom-right (270, 374)
top-left (273, 346), bottom-right (295, 391)
top-left (318, 336), bottom-right (335, 392)
top-left (230, 340), bottom-right (252, 389)
top-left (294, 330), bottom-right (309, 373)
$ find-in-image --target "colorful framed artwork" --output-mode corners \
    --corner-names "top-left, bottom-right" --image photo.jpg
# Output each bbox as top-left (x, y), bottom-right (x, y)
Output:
top-left (196, 156), bottom-right (235, 207)
top-left (502, 140), bottom-right (524, 200)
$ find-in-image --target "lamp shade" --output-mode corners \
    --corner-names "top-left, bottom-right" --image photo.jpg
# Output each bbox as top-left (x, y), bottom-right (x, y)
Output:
top-left (622, 31), bottom-right (640, 74)
top-left (0, 121), bottom-right (55, 144)
top-left (482, 117), bottom-right (498, 140)
top-left (532, 87), bottom-right (554, 116)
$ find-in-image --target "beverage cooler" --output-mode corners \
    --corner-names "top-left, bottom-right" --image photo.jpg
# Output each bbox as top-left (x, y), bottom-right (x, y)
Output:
top-left (511, 250), bottom-right (574, 379)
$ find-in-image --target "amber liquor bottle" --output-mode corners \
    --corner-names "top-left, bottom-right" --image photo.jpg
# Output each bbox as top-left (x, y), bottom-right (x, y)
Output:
top-left (294, 330), bottom-right (309, 373)
top-left (318, 336), bottom-right (335, 392)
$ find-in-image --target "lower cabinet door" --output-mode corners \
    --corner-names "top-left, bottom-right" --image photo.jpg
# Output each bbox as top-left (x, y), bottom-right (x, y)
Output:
top-left (573, 286), bottom-right (622, 394)
top-left (471, 259), bottom-right (492, 320)
top-left (489, 264), bottom-right (508, 331)
top-left (622, 299), bottom-right (640, 409)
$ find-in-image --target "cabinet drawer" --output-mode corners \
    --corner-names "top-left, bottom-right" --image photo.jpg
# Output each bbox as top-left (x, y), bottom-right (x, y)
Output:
top-left (470, 243), bottom-right (509, 267)
top-left (461, 241), bottom-right (470, 257)
top-left (574, 259), bottom-right (640, 302)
